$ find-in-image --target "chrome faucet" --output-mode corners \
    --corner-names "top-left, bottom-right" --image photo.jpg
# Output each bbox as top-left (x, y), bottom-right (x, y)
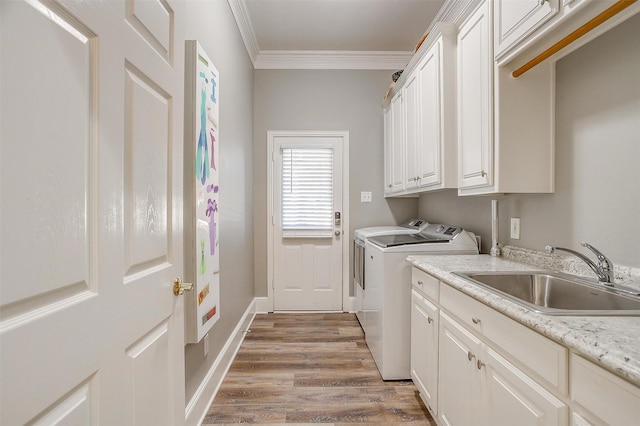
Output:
top-left (545, 242), bottom-right (614, 286)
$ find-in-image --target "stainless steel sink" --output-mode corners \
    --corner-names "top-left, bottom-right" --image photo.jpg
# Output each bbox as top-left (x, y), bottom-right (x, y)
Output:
top-left (453, 271), bottom-right (640, 316)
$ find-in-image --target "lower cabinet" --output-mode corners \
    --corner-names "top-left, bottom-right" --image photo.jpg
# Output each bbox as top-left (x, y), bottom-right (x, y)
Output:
top-left (484, 346), bottom-right (568, 426)
top-left (570, 353), bottom-right (640, 425)
top-left (411, 266), bottom-right (640, 426)
top-left (437, 311), bottom-right (568, 426)
top-left (410, 289), bottom-right (439, 415)
top-left (438, 312), bottom-right (482, 426)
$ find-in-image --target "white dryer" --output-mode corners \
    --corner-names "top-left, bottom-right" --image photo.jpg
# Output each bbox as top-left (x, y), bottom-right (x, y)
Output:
top-left (353, 219), bottom-right (429, 329)
top-left (365, 224), bottom-right (479, 380)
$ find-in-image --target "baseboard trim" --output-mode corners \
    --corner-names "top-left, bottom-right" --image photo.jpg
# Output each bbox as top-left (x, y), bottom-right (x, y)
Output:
top-left (184, 298), bottom-right (257, 426)
top-left (255, 296), bottom-right (272, 313)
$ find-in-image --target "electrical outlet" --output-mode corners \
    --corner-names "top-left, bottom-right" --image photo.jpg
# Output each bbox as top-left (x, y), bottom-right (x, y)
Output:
top-left (510, 218), bottom-right (521, 240)
top-left (361, 191), bottom-right (372, 203)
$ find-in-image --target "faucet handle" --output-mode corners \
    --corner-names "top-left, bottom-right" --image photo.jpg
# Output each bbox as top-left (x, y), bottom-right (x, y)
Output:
top-left (580, 242), bottom-right (614, 284)
top-left (580, 242), bottom-right (612, 265)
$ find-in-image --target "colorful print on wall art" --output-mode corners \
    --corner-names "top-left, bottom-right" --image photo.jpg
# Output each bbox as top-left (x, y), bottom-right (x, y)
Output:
top-left (185, 40), bottom-right (220, 343)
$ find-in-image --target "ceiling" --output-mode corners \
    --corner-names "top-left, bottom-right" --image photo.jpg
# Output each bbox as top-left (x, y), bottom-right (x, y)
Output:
top-left (228, 0), bottom-right (446, 69)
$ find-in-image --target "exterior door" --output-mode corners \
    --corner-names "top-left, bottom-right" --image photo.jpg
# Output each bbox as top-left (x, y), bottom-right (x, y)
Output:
top-left (270, 131), bottom-right (345, 311)
top-left (0, 0), bottom-right (186, 424)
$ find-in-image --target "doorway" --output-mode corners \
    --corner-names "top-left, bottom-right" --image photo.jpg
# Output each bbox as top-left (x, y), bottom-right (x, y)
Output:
top-left (267, 131), bottom-right (350, 311)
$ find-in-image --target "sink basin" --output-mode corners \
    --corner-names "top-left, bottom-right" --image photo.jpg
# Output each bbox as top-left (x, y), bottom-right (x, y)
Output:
top-left (453, 271), bottom-right (640, 316)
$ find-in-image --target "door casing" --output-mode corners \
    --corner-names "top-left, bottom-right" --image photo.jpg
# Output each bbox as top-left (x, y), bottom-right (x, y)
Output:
top-left (265, 130), bottom-right (351, 312)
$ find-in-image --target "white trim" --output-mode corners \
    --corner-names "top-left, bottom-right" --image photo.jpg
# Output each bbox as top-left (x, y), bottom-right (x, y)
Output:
top-left (341, 136), bottom-right (351, 313)
top-left (344, 296), bottom-right (356, 315)
top-left (185, 299), bottom-right (256, 426)
top-left (254, 50), bottom-right (413, 70)
top-left (255, 296), bottom-right (271, 314)
top-left (226, 0), bottom-right (259, 66)
top-left (266, 130), bottom-right (350, 312)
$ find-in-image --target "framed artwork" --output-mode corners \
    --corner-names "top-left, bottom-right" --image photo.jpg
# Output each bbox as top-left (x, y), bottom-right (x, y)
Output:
top-left (184, 40), bottom-right (220, 344)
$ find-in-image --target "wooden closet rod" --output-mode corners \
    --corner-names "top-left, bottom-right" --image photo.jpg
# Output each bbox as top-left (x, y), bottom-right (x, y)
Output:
top-left (512, 0), bottom-right (637, 78)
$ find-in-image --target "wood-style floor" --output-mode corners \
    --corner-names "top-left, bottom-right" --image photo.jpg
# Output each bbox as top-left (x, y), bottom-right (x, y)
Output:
top-left (203, 312), bottom-right (436, 425)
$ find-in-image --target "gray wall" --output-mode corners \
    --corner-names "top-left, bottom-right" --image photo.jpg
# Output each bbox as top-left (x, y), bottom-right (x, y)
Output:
top-left (183, 0), bottom-right (255, 401)
top-left (253, 70), bottom-right (418, 297)
top-left (418, 14), bottom-right (640, 268)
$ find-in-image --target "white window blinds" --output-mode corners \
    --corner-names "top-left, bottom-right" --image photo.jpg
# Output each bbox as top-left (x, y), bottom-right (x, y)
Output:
top-left (281, 147), bottom-right (333, 237)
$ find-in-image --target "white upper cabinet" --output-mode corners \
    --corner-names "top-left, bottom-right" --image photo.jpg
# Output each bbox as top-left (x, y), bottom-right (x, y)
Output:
top-left (383, 106), bottom-right (393, 195)
top-left (494, 0), bottom-right (639, 66)
top-left (457, 0), bottom-right (555, 195)
top-left (403, 70), bottom-right (420, 190)
top-left (494, 0), bottom-right (560, 58)
top-left (389, 91), bottom-right (405, 193)
top-left (384, 24), bottom-right (457, 197)
top-left (415, 27), bottom-right (458, 191)
top-left (457, 1), bottom-right (493, 190)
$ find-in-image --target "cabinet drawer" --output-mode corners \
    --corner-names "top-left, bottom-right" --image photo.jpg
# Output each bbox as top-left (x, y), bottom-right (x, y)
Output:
top-left (440, 283), bottom-right (568, 394)
top-left (571, 354), bottom-right (640, 425)
top-left (412, 267), bottom-right (439, 302)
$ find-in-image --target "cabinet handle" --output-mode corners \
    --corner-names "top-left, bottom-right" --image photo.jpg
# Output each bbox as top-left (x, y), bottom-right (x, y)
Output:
top-left (388, 184), bottom-right (392, 188)
top-left (481, 170), bottom-right (486, 177)
top-left (472, 317), bottom-right (481, 324)
top-left (427, 316), bottom-right (433, 324)
top-left (467, 351), bottom-right (475, 361)
top-left (477, 360), bottom-right (485, 370)
top-left (538, 0), bottom-right (547, 5)
top-left (417, 280), bottom-right (424, 285)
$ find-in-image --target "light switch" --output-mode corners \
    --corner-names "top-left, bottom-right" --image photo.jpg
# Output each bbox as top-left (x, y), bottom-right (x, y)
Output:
top-left (510, 218), bottom-right (520, 240)
top-left (361, 191), bottom-right (372, 203)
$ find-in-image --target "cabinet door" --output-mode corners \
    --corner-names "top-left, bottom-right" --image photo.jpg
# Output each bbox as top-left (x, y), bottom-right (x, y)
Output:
top-left (484, 346), bottom-right (568, 426)
top-left (417, 38), bottom-right (442, 187)
top-left (404, 72), bottom-right (419, 189)
top-left (438, 312), bottom-right (483, 426)
top-left (383, 107), bottom-right (393, 194)
top-left (389, 91), bottom-right (405, 193)
top-left (458, 0), bottom-right (493, 190)
top-left (494, 0), bottom-right (559, 58)
top-left (411, 290), bottom-right (439, 415)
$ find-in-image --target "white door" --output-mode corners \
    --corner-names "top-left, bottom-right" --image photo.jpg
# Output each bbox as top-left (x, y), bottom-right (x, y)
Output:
top-left (389, 92), bottom-right (405, 192)
top-left (0, 1), bottom-right (186, 425)
top-left (270, 131), bottom-right (346, 311)
top-left (458, 0), bottom-right (493, 190)
top-left (438, 312), bottom-right (483, 426)
top-left (411, 289), bottom-right (439, 414)
top-left (417, 38), bottom-right (442, 187)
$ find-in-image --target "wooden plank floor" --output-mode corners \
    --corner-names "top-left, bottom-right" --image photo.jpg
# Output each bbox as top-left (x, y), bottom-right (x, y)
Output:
top-left (203, 313), bottom-right (436, 425)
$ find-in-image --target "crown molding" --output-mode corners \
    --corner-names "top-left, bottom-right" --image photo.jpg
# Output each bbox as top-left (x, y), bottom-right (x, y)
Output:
top-left (227, 0), bottom-right (259, 65)
top-left (254, 50), bottom-right (413, 70)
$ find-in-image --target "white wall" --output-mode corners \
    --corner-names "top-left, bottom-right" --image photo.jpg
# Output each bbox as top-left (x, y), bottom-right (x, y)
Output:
top-left (183, 0), bottom-right (255, 402)
top-left (253, 70), bottom-right (418, 297)
top-left (418, 13), bottom-right (640, 268)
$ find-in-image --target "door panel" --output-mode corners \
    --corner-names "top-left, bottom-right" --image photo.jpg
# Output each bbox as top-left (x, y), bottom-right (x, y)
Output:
top-left (271, 132), bottom-right (345, 311)
top-left (0, 0), bottom-right (185, 424)
top-left (418, 40), bottom-right (442, 186)
top-left (124, 63), bottom-right (172, 277)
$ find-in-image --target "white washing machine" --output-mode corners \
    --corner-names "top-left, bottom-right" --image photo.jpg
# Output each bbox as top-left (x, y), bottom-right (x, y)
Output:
top-left (353, 219), bottom-right (429, 329)
top-left (365, 224), bottom-right (479, 380)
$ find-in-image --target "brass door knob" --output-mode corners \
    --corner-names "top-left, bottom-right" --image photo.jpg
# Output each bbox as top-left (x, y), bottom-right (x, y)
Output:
top-left (173, 277), bottom-right (194, 296)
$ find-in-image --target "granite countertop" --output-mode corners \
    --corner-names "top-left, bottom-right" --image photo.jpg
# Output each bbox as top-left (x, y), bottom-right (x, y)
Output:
top-left (406, 253), bottom-right (640, 387)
